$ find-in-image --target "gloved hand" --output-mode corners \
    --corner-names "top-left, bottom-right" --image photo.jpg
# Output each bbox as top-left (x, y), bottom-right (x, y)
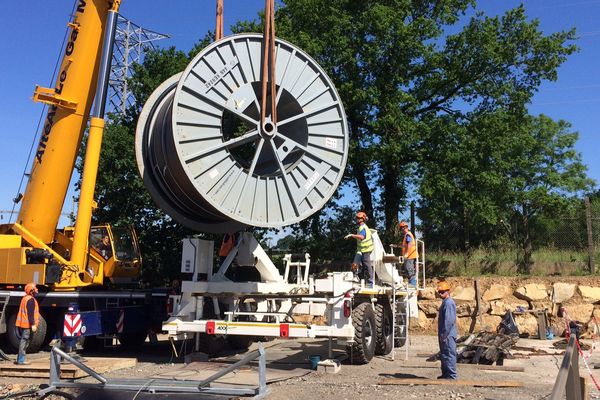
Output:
top-left (31, 325), bottom-right (37, 333)
top-left (344, 234), bottom-right (352, 240)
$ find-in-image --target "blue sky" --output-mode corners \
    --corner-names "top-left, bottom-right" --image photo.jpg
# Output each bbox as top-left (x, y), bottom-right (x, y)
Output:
top-left (0, 0), bottom-right (598, 228)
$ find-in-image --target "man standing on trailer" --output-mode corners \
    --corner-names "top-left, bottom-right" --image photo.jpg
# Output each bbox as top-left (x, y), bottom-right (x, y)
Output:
top-left (345, 211), bottom-right (374, 287)
top-left (436, 281), bottom-right (457, 380)
top-left (398, 221), bottom-right (418, 286)
top-left (15, 283), bottom-right (40, 365)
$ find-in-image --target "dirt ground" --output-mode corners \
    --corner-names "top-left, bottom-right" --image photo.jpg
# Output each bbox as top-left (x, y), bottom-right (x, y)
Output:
top-left (1, 334), bottom-right (598, 399)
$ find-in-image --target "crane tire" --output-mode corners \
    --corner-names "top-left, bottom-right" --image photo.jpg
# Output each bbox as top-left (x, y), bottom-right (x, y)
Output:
top-left (7, 312), bottom-right (47, 353)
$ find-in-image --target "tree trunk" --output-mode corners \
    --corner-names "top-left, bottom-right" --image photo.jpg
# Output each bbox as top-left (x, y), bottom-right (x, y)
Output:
top-left (382, 161), bottom-right (407, 240)
top-left (352, 162), bottom-right (373, 217)
top-left (521, 207), bottom-right (532, 274)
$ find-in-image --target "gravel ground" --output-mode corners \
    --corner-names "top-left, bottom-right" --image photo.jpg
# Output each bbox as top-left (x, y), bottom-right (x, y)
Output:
top-left (0, 334), bottom-right (598, 399)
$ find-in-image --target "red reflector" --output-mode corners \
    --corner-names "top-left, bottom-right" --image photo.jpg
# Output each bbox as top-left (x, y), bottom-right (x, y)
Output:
top-left (280, 323), bottom-right (290, 337)
top-left (206, 321), bottom-right (216, 335)
top-left (343, 293), bottom-right (352, 318)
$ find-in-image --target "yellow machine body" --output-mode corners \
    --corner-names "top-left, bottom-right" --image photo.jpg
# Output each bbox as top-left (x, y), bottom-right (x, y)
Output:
top-left (0, 0), bottom-right (141, 290)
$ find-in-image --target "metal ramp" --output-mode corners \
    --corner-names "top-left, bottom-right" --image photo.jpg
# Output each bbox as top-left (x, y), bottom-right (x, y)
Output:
top-left (37, 343), bottom-right (269, 399)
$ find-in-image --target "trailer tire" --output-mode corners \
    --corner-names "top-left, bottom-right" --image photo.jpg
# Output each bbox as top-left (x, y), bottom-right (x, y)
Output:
top-left (346, 302), bottom-right (376, 364)
top-left (375, 302), bottom-right (394, 355)
top-left (7, 312), bottom-right (47, 353)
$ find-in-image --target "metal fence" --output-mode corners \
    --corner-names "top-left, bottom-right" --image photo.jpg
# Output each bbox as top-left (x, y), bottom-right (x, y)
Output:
top-left (539, 196), bottom-right (599, 272)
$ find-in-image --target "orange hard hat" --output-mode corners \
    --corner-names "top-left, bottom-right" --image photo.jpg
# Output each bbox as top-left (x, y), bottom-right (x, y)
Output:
top-left (436, 281), bottom-right (450, 292)
top-left (356, 211), bottom-right (368, 220)
top-left (24, 283), bottom-right (37, 295)
top-left (398, 221), bottom-right (408, 228)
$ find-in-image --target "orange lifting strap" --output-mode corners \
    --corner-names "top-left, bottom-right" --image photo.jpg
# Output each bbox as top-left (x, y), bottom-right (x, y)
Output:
top-left (214, 0), bottom-right (277, 126)
top-left (215, 0), bottom-right (224, 41)
top-left (260, 0), bottom-right (277, 126)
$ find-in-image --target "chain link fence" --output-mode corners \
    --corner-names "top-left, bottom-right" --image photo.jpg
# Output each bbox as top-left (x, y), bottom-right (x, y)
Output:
top-left (538, 196), bottom-right (599, 273)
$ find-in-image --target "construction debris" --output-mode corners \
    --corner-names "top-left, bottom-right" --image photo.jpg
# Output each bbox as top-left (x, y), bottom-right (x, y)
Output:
top-left (457, 331), bottom-right (519, 365)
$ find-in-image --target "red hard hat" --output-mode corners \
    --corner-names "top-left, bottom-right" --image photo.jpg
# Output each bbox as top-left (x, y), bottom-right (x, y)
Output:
top-left (356, 211), bottom-right (367, 220)
top-left (24, 283), bottom-right (37, 295)
top-left (398, 221), bottom-right (408, 228)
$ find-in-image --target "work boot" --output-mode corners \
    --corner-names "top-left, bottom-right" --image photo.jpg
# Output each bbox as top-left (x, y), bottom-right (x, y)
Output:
top-left (14, 361), bottom-right (30, 365)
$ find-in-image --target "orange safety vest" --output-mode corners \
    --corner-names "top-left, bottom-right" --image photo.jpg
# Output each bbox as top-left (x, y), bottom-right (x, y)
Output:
top-left (15, 295), bottom-right (40, 329)
top-left (402, 231), bottom-right (417, 260)
top-left (219, 233), bottom-right (235, 257)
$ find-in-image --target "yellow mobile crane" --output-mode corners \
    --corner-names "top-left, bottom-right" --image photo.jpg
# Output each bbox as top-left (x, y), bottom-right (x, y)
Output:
top-left (0, 0), bottom-right (163, 352)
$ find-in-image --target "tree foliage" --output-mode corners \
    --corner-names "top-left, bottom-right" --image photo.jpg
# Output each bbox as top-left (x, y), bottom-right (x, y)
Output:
top-left (76, 0), bottom-right (594, 279)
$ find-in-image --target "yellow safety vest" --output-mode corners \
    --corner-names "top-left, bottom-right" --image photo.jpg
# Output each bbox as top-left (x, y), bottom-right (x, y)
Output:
top-left (356, 224), bottom-right (374, 253)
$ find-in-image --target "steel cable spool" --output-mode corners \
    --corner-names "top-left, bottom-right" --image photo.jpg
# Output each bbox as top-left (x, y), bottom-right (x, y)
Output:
top-left (136, 34), bottom-right (349, 233)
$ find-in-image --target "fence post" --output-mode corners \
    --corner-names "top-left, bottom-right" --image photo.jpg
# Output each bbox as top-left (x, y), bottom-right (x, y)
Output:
top-left (585, 196), bottom-right (595, 274)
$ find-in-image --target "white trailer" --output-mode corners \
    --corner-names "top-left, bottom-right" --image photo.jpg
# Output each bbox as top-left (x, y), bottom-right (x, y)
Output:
top-left (164, 231), bottom-right (425, 364)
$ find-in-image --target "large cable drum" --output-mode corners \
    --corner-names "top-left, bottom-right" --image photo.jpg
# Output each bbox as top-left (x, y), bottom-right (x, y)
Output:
top-left (136, 34), bottom-right (349, 233)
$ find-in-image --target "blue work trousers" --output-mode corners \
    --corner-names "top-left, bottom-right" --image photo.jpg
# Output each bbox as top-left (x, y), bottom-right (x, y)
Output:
top-left (438, 335), bottom-right (457, 379)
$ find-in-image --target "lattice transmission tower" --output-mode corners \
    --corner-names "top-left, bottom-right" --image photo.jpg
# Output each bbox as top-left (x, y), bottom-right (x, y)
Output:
top-left (108, 15), bottom-right (169, 115)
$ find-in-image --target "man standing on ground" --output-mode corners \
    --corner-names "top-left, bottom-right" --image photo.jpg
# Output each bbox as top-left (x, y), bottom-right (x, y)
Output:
top-left (437, 281), bottom-right (457, 380)
top-left (398, 221), bottom-right (417, 286)
top-left (15, 283), bottom-right (40, 365)
top-left (345, 211), bottom-right (374, 287)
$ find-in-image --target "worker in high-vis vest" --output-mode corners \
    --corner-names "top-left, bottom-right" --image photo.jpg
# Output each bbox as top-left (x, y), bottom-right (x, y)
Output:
top-left (345, 211), bottom-right (375, 287)
top-left (398, 221), bottom-right (418, 286)
top-left (15, 283), bottom-right (40, 365)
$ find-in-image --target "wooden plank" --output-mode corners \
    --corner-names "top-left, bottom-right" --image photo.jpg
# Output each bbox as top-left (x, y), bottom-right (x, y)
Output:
top-left (395, 363), bottom-right (525, 372)
top-left (379, 378), bottom-right (523, 387)
top-left (0, 357), bottom-right (136, 379)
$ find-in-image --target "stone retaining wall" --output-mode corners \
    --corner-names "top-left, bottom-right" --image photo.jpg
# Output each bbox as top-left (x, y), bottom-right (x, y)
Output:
top-left (413, 277), bottom-right (600, 337)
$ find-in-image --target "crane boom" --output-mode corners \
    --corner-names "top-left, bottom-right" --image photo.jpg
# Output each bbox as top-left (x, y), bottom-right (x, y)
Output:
top-left (17, 0), bottom-right (116, 244)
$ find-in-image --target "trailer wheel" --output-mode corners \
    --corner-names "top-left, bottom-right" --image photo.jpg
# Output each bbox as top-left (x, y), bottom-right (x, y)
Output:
top-left (346, 302), bottom-right (376, 364)
top-left (375, 302), bottom-right (394, 355)
top-left (7, 312), bottom-right (47, 353)
top-left (394, 303), bottom-right (407, 348)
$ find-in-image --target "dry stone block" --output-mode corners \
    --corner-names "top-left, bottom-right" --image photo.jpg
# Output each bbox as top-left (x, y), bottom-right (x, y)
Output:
top-left (514, 283), bottom-right (548, 301)
top-left (419, 287), bottom-right (436, 300)
top-left (552, 283), bottom-right (576, 303)
top-left (515, 313), bottom-right (539, 335)
top-left (489, 300), bottom-right (509, 316)
top-left (503, 295), bottom-right (529, 311)
top-left (578, 286), bottom-right (600, 301)
top-left (418, 300), bottom-right (439, 317)
top-left (453, 286), bottom-right (476, 302)
top-left (456, 316), bottom-right (472, 334)
top-left (482, 284), bottom-right (511, 301)
top-left (480, 314), bottom-right (502, 331)
top-left (564, 303), bottom-right (594, 323)
top-left (456, 303), bottom-right (475, 317)
top-left (417, 310), bottom-right (433, 330)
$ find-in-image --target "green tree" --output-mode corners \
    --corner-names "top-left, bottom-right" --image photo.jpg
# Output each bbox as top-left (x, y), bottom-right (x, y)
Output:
top-left (503, 115), bottom-right (594, 272)
top-left (419, 112), bottom-right (594, 273)
top-left (272, 1), bottom-right (577, 243)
